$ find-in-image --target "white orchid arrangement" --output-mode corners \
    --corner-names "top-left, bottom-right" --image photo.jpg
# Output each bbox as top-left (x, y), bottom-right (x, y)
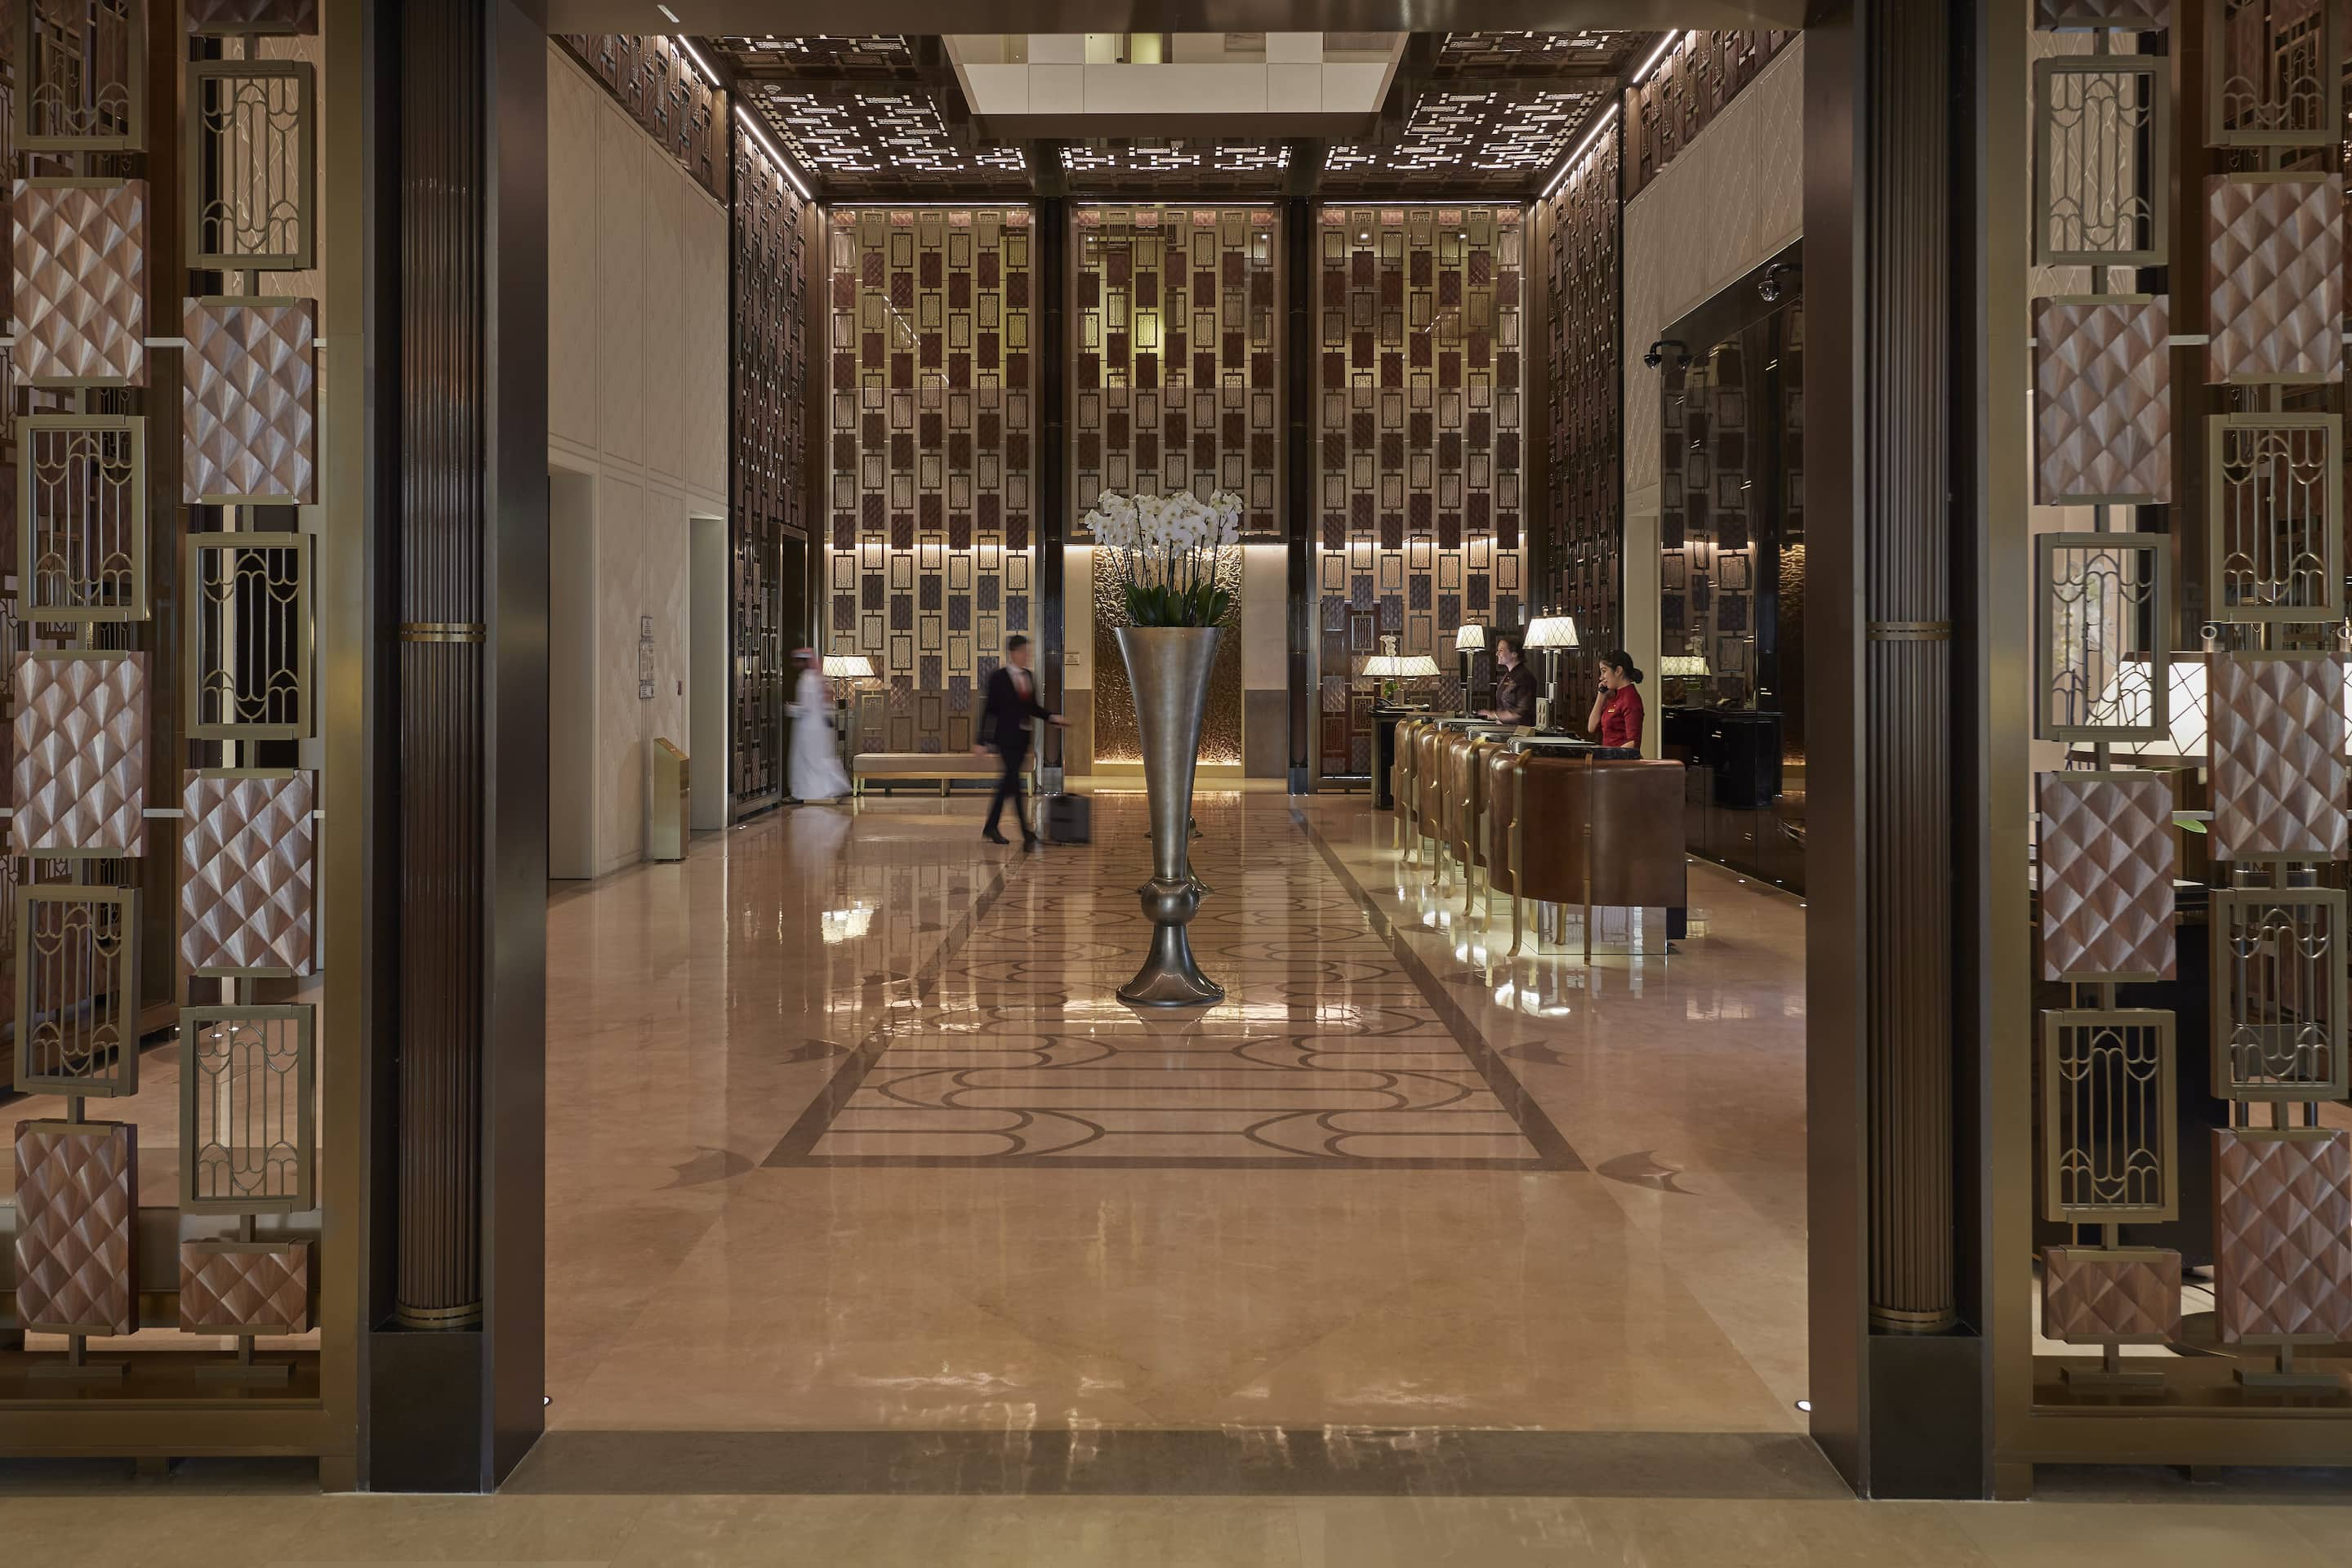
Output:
top-left (1082, 489), bottom-right (1244, 628)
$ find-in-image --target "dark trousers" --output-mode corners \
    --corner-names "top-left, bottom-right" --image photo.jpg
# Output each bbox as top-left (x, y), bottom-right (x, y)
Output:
top-left (983, 736), bottom-right (1032, 837)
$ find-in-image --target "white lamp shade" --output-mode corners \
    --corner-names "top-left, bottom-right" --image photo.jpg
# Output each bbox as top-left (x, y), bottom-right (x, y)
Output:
top-left (823, 655), bottom-right (875, 679)
top-left (1454, 624), bottom-right (1486, 651)
top-left (1523, 614), bottom-right (1580, 650)
top-left (1361, 653), bottom-right (1442, 679)
top-left (1659, 654), bottom-right (1712, 678)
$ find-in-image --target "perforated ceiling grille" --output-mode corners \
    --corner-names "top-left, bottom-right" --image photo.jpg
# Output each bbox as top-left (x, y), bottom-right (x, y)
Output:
top-left (1323, 87), bottom-right (1603, 194)
top-left (742, 83), bottom-right (1029, 197)
top-left (1062, 140), bottom-right (1290, 196)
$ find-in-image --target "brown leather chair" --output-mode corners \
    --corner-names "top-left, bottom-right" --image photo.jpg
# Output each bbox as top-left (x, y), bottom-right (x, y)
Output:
top-left (1482, 746), bottom-right (1521, 904)
top-left (1443, 733), bottom-right (1507, 916)
top-left (1414, 724), bottom-right (1450, 880)
top-left (1390, 718), bottom-right (1423, 853)
top-left (1505, 754), bottom-right (1687, 957)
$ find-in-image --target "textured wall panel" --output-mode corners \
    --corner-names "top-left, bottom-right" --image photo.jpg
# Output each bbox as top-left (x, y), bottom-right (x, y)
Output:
top-left (180, 770), bottom-right (315, 976)
top-left (11, 650), bottom-right (146, 858)
top-left (2039, 1246), bottom-right (2183, 1343)
top-left (557, 35), bottom-right (723, 199)
top-left (1541, 131), bottom-right (1621, 695)
top-left (10, 1119), bottom-right (136, 1335)
top-left (2037, 769), bottom-right (2176, 982)
top-left (14, 885), bottom-right (138, 1097)
top-left (185, 0), bottom-right (319, 33)
top-left (2211, 889), bottom-right (2350, 1103)
top-left (2208, 653), bottom-right (2348, 862)
top-left (11, 178), bottom-right (147, 385)
top-left (179, 1240), bottom-right (310, 1334)
top-left (2033, 295), bottom-right (2170, 506)
top-left (2037, 0), bottom-right (2170, 24)
top-left (2207, 174), bottom-right (2343, 385)
top-left (184, 297), bottom-right (317, 504)
top-left (1626, 29), bottom-right (1799, 200)
top-left (2213, 1128), bottom-right (2352, 1343)
top-left (1315, 205), bottom-right (1524, 777)
top-left (827, 207), bottom-right (1034, 756)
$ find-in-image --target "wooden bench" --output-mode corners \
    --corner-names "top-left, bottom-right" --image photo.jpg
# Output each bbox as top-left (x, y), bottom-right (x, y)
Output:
top-left (851, 751), bottom-right (1036, 799)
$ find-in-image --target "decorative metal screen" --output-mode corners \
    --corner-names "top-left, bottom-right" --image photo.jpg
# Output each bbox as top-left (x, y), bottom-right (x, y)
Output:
top-left (2034, 532), bottom-right (2169, 742)
top-left (16, 0), bottom-right (141, 151)
top-left (11, 649), bottom-right (148, 858)
top-left (826, 207), bottom-right (1034, 756)
top-left (2033, 55), bottom-right (2167, 268)
top-left (2206, 174), bottom-right (2344, 385)
top-left (730, 131), bottom-right (808, 810)
top-left (2040, 1008), bottom-right (2179, 1225)
top-left (187, 59), bottom-right (313, 272)
top-left (1315, 205), bottom-right (1525, 778)
top-left (12, 884), bottom-right (139, 1097)
top-left (2207, 412), bottom-right (2341, 623)
top-left (2038, 770), bottom-right (2176, 983)
top-left (2211, 888), bottom-right (2349, 1103)
top-left (1626, 29), bottom-right (1799, 199)
top-left (17, 413), bottom-right (147, 624)
top-left (1071, 206), bottom-right (1278, 528)
top-left (180, 769), bottom-right (315, 976)
top-left (186, 531), bottom-right (310, 740)
top-left (181, 1003), bottom-right (314, 1213)
top-left (2033, 296), bottom-right (2172, 506)
top-left (2207, 0), bottom-right (2336, 147)
top-left (556, 34), bottom-right (724, 200)
top-left (1541, 128), bottom-right (1620, 693)
top-left (12, 178), bottom-right (149, 387)
top-left (185, 296), bottom-right (318, 504)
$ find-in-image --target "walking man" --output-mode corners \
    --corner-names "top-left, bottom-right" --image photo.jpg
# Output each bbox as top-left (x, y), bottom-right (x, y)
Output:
top-left (977, 635), bottom-right (1065, 846)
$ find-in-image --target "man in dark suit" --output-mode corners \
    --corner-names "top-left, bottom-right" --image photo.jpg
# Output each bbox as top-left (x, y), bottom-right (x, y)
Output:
top-left (977, 635), bottom-right (1065, 846)
top-left (1483, 631), bottom-right (1538, 727)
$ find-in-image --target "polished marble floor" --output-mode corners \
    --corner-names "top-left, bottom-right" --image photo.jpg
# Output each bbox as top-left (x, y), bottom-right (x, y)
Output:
top-left (541, 791), bottom-right (1812, 1437)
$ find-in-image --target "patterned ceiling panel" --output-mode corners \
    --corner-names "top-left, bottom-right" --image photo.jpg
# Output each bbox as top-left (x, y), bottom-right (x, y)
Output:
top-left (827, 207), bottom-right (1035, 755)
top-left (1434, 30), bottom-right (1650, 75)
top-left (714, 34), bottom-right (923, 81)
top-left (744, 83), bottom-right (1029, 197)
top-left (1323, 88), bottom-right (1601, 195)
top-left (1315, 205), bottom-right (1526, 777)
top-left (1062, 141), bottom-right (1290, 197)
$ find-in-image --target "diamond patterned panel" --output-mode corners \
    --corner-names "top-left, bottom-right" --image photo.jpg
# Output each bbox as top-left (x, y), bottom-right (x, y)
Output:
top-left (2208, 653), bottom-right (2348, 862)
top-left (11, 179), bottom-right (146, 386)
top-left (179, 1241), bottom-right (310, 1333)
top-left (2040, 1246), bottom-right (2183, 1343)
top-left (11, 651), bottom-right (145, 857)
top-left (185, 298), bottom-right (316, 504)
top-left (11, 1119), bottom-right (136, 1335)
top-left (2038, 0), bottom-right (2172, 27)
top-left (828, 208), bottom-right (1033, 755)
top-left (2213, 1128), bottom-right (2352, 1343)
top-left (2207, 175), bottom-right (2343, 385)
top-left (2038, 770), bottom-right (2175, 982)
top-left (185, 0), bottom-right (318, 33)
top-left (2034, 296), bottom-right (2170, 505)
top-left (1316, 206), bottom-right (1525, 777)
top-left (180, 770), bottom-right (314, 975)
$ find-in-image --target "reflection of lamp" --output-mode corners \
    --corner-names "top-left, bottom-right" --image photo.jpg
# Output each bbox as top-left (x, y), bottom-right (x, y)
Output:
top-left (1361, 635), bottom-right (1441, 705)
top-left (1659, 653), bottom-right (1712, 706)
top-left (1454, 624), bottom-right (1486, 713)
top-left (2073, 654), bottom-right (2352, 764)
top-left (1522, 613), bottom-right (1580, 728)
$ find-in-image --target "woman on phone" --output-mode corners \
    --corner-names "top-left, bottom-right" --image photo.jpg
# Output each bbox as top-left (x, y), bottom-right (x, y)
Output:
top-left (1587, 650), bottom-right (1646, 759)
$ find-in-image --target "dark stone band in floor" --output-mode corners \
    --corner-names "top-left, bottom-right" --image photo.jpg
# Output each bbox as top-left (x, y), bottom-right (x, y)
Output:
top-left (503, 1427), bottom-right (1853, 1499)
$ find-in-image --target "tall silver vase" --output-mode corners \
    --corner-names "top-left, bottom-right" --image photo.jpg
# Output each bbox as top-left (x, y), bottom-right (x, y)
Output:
top-left (1114, 625), bottom-right (1224, 1007)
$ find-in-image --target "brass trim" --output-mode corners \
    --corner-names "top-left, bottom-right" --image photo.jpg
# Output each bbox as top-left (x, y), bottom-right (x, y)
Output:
top-left (2206, 412), bottom-right (2344, 625)
top-left (396, 621), bottom-right (486, 643)
top-left (393, 1301), bottom-right (484, 1329)
top-left (1868, 621), bottom-right (1953, 640)
top-left (2033, 56), bottom-right (2170, 269)
top-left (185, 59), bottom-right (316, 272)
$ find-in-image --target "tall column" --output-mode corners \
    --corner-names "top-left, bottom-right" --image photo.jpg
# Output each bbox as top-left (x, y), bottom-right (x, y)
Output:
top-left (1282, 194), bottom-right (1313, 791)
top-left (1806, 0), bottom-right (1988, 1498)
top-left (376, 0), bottom-right (549, 1492)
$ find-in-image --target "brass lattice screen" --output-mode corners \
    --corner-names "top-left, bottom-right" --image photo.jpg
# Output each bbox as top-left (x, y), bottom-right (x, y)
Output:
top-left (826, 207), bottom-right (1035, 756)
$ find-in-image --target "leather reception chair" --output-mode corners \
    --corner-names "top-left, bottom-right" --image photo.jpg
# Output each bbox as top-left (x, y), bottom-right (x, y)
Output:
top-left (1443, 733), bottom-right (1506, 916)
top-left (1414, 724), bottom-right (1450, 879)
top-left (1392, 719), bottom-right (1425, 856)
top-left (1505, 754), bottom-right (1687, 957)
top-left (1481, 744), bottom-right (1521, 913)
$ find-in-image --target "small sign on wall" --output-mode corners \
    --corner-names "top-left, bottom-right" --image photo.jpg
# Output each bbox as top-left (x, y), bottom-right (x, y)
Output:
top-left (639, 616), bottom-right (655, 700)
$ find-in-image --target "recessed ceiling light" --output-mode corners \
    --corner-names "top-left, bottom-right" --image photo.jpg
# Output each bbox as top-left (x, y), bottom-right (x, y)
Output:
top-left (656, 2), bottom-right (680, 20)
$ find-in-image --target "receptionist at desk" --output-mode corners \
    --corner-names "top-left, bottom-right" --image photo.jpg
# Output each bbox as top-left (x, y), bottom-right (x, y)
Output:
top-left (1587, 650), bottom-right (1646, 759)
top-left (1482, 631), bottom-right (1537, 726)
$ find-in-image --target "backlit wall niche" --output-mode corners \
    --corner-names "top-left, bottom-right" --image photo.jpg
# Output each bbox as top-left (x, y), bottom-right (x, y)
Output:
top-left (1315, 206), bottom-right (1525, 778)
top-left (827, 207), bottom-right (1033, 755)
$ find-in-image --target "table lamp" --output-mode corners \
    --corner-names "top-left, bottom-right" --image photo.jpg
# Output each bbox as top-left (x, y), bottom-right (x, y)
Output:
top-left (1454, 624), bottom-right (1486, 713)
top-left (1361, 636), bottom-right (1441, 706)
top-left (1659, 653), bottom-right (1711, 706)
top-left (822, 653), bottom-right (875, 761)
top-left (1522, 613), bottom-right (1580, 728)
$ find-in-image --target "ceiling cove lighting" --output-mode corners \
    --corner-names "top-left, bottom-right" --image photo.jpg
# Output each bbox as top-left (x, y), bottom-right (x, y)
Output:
top-left (1633, 32), bottom-right (1681, 86)
top-left (1542, 103), bottom-right (1618, 202)
top-left (675, 35), bottom-right (720, 91)
top-left (735, 105), bottom-right (813, 203)
top-left (656, 2), bottom-right (680, 21)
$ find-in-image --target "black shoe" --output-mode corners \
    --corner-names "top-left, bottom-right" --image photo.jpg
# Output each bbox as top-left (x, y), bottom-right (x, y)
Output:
top-left (982, 830), bottom-right (1011, 845)
top-left (1022, 831), bottom-right (1040, 849)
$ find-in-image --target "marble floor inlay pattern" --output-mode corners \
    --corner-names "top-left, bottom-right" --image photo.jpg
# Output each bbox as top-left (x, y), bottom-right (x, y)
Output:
top-left (768, 801), bottom-right (1575, 1169)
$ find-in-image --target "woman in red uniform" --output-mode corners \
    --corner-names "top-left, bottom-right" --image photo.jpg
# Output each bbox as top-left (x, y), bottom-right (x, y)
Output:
top-left (1587, 650), bottom-right (1646, 758)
